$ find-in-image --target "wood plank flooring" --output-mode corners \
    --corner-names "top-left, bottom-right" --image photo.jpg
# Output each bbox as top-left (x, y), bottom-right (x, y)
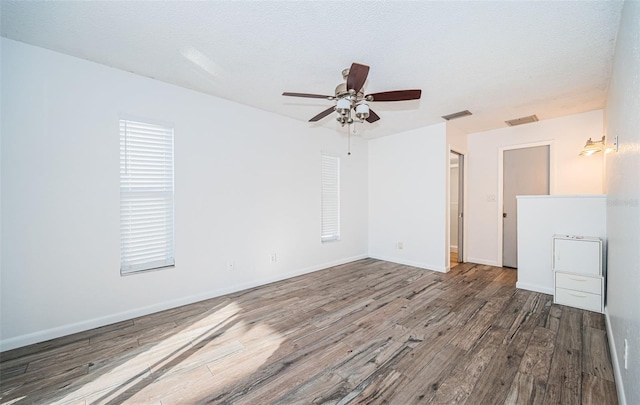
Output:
top-left (450, 252), bottom-right (459, 269)
top-left (0, 259), bottom-right (618, 404)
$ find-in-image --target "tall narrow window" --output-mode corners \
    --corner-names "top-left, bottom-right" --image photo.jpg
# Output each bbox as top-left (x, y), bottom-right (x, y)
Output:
top-left (120, 119), bottom-right (175, 275)
top-left (321, 153), bottom-right (340, 242)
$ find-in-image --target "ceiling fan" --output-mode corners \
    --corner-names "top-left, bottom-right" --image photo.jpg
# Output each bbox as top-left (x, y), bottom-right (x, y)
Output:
top-left (283, 62), bottom-right (422, 126)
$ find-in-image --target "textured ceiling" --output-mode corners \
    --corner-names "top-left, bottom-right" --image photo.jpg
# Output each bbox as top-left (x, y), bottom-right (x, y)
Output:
top-left (1, 1), bottom-right (624, 138)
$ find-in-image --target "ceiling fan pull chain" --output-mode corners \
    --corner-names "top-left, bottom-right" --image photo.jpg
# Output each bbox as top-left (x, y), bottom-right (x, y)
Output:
top-left (348, 123), bottom-right (352, 156)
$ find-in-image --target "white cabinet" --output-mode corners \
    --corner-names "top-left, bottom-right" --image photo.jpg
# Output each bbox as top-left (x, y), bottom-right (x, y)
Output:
top-left (553, 236), bottom-right (601, 275)
top-left (552, 235), bottom-right (604, 313)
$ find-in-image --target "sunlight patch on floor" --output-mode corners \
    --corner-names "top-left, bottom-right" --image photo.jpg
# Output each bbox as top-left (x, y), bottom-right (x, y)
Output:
top-left (49, 302), bottom-right (285, 404)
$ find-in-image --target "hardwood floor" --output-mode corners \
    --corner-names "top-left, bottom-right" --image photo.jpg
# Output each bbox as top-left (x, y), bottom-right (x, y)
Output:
top-left (450, 252), bottom-right (459, 269)
top-left (0, 259), bottom-right (618, 404)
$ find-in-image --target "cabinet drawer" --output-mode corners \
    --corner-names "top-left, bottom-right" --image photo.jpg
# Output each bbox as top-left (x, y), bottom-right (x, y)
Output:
top-left (555, 272), bottom-right (602, 295)
top-left (555, 287), bottom-right (602, 312)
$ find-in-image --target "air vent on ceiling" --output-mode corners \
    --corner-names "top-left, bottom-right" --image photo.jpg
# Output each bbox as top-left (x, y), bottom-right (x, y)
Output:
top-left (442, 110), bottom-right (472, 121)
top-left (505, 115), bottom-right (539, 126)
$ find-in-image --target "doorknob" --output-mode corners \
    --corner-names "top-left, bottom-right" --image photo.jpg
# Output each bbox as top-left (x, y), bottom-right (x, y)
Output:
top-left (503, 213), bottom-right (507, 218)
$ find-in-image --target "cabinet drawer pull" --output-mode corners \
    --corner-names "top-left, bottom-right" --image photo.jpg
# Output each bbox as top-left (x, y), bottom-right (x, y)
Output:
top-left (568, 276), bottom-right (587, 281)
top-left (568, 292), bottom-right (587, 298)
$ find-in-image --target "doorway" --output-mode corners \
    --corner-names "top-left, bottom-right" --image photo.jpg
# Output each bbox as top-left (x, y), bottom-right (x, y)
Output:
top-left (450, 151), bottom-right (464, 269)
top-left (502, 145), bottom-right (550, 268)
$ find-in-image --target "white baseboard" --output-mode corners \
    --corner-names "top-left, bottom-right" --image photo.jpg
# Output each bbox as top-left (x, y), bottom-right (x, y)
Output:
top-left (515, 281), bottom-right (554, 295)
top-left (466, 257), bottom-right (499, 267)
top-left (368, 255), bottom-right (447, 273)
top-left (450, 246), bottom-right (458, 253)
top-left (0, 254), bottom-right (368, 352)
top-left (604, 307), bottom-right (627, 405)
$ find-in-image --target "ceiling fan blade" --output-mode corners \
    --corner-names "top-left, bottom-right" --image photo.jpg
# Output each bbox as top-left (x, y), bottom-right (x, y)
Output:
top-left (346, 63), bottom-right (370, 92)
top-left (309, 106), bottom-right (336, 122)
top-left (366, 89), bottom-right (422, 102)
top-left (283, 92), bottom-right (333, 99)
top-left (366, 109), bottom-right (380, 123)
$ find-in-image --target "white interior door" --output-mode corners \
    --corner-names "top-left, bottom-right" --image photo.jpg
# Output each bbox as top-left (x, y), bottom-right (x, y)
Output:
top-left (503, 145), bottom-right (549, 268)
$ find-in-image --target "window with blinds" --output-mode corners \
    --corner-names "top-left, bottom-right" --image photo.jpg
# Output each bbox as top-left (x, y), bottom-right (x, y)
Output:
top-left (321, 154), bottom-right (340, 242)
top-left (120, 119), bottom-right (175, 275)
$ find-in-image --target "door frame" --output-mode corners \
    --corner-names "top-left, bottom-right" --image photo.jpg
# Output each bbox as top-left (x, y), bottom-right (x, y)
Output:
top-left (448, 148), bottom-right (466, 271)
top-left (497, 141), bottom-right (555, 267)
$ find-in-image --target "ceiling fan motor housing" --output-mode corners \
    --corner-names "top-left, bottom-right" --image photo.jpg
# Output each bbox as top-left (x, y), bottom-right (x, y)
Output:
top-left (335, 83), bottom-right (364, 100)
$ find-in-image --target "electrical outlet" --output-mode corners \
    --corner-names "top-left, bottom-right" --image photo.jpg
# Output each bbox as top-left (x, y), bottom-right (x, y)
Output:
top-left (487, 194), bottom-right (496, 202)
top-left (227, 261), bottom-right (235, 271)
top-left (624, 339), bottom-right (629, 370)
top-left (270, 253), bottom-right (277, 263)
top-left (397, 242), bottom-right (404, 250)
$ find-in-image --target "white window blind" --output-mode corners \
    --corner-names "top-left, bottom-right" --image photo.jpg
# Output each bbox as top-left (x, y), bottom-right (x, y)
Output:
top-left (120, 119), bottom-right (175, 275)
top-left (321, 154), bottom-right (340, 242)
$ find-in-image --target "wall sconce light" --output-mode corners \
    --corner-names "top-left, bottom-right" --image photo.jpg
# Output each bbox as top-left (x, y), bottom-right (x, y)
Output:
top-left (579, 136), bottom-right (606, 156)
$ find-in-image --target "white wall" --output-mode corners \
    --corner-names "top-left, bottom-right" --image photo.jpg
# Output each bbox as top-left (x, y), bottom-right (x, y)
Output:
top-left (368, 123), bottom-right (448, 272)
top-left (466, 110), bottom-right (605, 266)
top-left (603, 1), bottom-right (640, 404)
top-left (517, 195), bottom-right (606, 294)
top-left (447, 123), bottom-right (468, 155)
top-left (0, 38), bottom-right (369, 351)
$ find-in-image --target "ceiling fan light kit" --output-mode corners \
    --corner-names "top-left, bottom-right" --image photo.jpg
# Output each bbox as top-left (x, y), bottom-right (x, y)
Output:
top-left (355, 104), bottom-right (370, 120)
top-left (283, 62), bottom-right (422, 127)
top-left (336, 98), bottom-right (351, 116)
